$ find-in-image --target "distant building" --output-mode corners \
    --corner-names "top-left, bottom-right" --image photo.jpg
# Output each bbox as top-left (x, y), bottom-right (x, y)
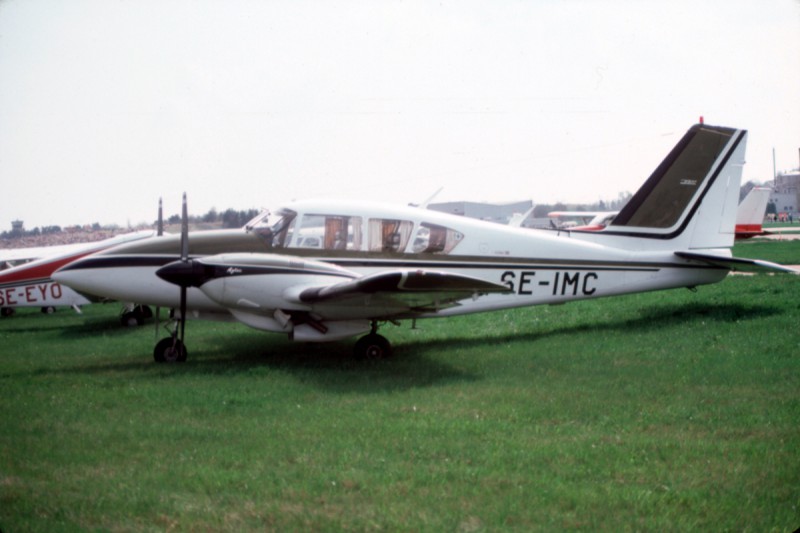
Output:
top-left (9, 220), bottom-right (25, 236)
top-left (770, 169), bottom-right (800, 216)
top-left (428, 200), bottom-right (534, 226)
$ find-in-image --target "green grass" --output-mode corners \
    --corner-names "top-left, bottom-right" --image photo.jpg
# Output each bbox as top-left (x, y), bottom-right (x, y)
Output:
top-left (2, 249), bottom-right (800, 530)
top-left (734, 238), bottom-right (800, 263)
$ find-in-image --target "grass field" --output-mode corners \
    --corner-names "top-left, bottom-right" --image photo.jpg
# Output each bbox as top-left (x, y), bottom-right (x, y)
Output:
top-left (2, 242), bottom-right (800, 531)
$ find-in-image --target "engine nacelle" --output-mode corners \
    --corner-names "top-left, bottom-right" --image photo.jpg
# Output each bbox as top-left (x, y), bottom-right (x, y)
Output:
top-left (290, 320), bottom-right (371, 342)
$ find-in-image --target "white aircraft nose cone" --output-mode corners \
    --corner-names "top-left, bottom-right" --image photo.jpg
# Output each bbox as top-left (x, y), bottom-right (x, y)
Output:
top-left (52, 263), bottom-right (94, 293)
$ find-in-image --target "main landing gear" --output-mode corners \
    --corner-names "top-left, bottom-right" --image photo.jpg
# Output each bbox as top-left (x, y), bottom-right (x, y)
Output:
top-left (353, 321), bottom-right (392, 360)
top-left (152, 317), bottom-right (392, 363)
top-left (120, 305), bottom-right (153, 327)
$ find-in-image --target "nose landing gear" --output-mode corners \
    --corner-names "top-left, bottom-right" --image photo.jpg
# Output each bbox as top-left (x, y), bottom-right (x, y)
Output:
top-left (154, 335), bottom-right (187, 363)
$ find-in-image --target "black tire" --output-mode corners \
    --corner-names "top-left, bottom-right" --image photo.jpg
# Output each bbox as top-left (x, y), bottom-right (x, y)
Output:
top-left (154, 337), bottom-right (188, 363)
top-left (41, 306), bottom-right (56, 314)
top-left (354, 333), bottom-right (392, 360)
top-left (120, 311), bottom-right (141, 327)
top-left (1, 307), bottom-right (15, 318)
top-left (136, 305), bottom-right (153, 319)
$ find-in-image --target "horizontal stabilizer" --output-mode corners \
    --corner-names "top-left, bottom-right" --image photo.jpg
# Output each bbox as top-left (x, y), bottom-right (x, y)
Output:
top-left (675, 251), bottom-right (800, 274)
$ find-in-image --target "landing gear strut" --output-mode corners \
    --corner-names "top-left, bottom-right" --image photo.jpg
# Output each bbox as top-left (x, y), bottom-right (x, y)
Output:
top-left (353, 321), bottom-right (392, 359)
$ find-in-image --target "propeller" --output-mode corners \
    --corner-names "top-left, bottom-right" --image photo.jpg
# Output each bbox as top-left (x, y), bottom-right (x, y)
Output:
top-left (152, 193), bottom-right (194, 362)
top-left (154, 197), bottom-right (163, 340)
top-left (178, 193), bottom-right (188, 346)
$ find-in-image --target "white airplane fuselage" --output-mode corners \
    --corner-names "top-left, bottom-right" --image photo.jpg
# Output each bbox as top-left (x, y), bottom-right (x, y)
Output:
top-left (54, 200), bottom-right (729, 327)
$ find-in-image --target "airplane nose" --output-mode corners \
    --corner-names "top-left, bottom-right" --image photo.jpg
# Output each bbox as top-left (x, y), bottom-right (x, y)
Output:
top-left (156, 259), bottom-right (213, 288)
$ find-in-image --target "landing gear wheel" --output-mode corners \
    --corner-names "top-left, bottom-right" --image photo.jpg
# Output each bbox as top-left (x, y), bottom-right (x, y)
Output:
top-left (354, 333), bottom-right (392, 360)
top-left (1, 307), bottom-right (15, 317)
top-left (121, 311), bottom-right (141, 327)
top-left (120, 305), bottom-right (152, 327)
top-left (41, 306), bottom-right (56, 314)
top-left (154, 337), bottom-right (188, 363)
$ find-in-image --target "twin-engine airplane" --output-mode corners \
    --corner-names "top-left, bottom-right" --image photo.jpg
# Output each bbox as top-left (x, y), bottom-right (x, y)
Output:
top-left (54, 123), bottom-right (798, 361)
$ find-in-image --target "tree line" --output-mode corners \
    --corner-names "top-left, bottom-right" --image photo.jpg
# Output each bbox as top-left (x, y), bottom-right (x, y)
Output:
top-left (2, 208), bottom-right (262, 240)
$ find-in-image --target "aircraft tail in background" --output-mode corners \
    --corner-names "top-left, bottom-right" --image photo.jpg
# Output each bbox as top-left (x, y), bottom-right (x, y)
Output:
top-left (735, 186), bottom-right (771, 239)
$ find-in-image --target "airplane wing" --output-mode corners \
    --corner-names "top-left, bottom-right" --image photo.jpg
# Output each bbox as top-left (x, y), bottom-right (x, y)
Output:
top-left (1, 243), bottom-right (86, 268)
top-left (156, 253), bottom-right (512, 321)
top-left (675, 251), bottom-right (800, 274)
top-left (294, 269), bottom-right (511, 313)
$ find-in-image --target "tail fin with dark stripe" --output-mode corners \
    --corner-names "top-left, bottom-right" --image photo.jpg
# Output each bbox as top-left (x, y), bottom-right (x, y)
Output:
top-left (605, 124), bottom-right (747, 250)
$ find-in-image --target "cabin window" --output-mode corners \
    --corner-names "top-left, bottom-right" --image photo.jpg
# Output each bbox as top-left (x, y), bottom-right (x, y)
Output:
top-left (411, 223), bottom-right (464, 254)
top-left (294, 214), bottom-right (362, 250)
top-left (368, 219), bottom-right (413, 252)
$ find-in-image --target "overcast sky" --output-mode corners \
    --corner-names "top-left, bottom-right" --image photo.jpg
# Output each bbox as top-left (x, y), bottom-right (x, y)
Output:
top-left (1, 0), bottom-right (798, 229)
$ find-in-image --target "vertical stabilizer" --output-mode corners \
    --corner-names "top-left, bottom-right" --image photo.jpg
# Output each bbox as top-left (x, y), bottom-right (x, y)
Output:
top-left (735, 187), bottom-right (771, 237)
top-left (605, 124), bottom-right (747, 250)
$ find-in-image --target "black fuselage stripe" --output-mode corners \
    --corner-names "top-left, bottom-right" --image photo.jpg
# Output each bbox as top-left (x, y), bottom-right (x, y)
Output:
top-left (59, 253), bottom-right (727, 274)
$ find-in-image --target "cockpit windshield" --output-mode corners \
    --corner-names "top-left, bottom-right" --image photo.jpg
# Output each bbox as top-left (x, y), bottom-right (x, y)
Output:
top-left (248, 208), bottom-right (297, 249)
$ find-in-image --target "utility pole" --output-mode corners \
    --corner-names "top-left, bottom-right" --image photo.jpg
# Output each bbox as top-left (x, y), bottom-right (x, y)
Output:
top-left (773, 148), bottom-right (777, 188)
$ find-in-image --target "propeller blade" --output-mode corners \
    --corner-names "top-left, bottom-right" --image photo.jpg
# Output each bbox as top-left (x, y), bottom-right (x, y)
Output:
top-left (178, 194), bottom-right (189, 347)
top-left (157, 197), bottom-right (164, 237)
top-left (180, 192), bottom-right (189, 262)
top-left (179, 286), bottom-right (187, 343)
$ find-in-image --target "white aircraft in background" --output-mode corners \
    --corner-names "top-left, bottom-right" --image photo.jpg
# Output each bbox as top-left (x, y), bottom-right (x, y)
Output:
top-left (0, 199), bottom-right (164, 319)
top-left (55, 123), bottom-right (798, 362)
top-left (547, 211), bottom-right (617, 230)
top-left (0, 230), bottom-right (156, 317)
top-left (734, 186), bottom-right (772, 238)
top-left (508, 204), bottom-right (536, 228)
